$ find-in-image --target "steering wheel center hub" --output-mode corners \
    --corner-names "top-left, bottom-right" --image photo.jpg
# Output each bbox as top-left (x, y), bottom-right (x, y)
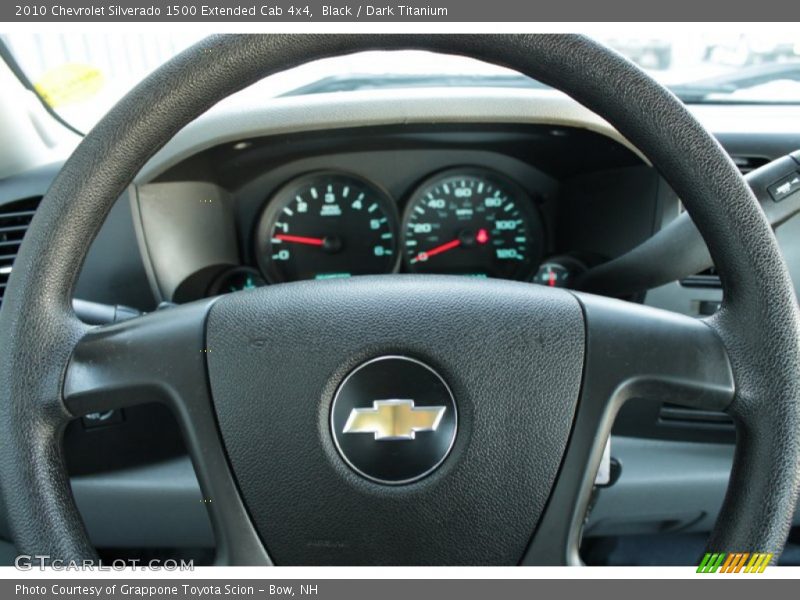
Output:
top-left (204, 275), bottom-right (585, 564)
top-left (330, 355), bottom-right (458, 484)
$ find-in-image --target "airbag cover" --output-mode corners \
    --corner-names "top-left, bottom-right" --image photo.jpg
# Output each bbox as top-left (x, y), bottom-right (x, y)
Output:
top-left (206, 275), bottom-right (584, 565)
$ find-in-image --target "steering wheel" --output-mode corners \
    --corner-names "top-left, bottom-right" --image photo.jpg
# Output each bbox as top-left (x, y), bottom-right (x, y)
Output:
top-left (1, 35), bottom-right (799, 566)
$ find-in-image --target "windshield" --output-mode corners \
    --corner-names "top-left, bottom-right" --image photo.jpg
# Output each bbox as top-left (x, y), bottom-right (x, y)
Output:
top-left (1, 32), bottom-right (799, 134)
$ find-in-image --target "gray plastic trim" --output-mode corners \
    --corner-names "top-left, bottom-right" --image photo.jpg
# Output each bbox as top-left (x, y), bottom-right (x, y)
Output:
top-left (129, 89), bottom-right (800, 189)
top-left (646, 282), bottom-right (723, 317)
top-left (72, 457), bottom-right (214, 548)
top-left (645, 216), bottom-right (800, 319)
top-left (132, 182), bottom-right (239, 300)
top-left (0, 538), bottom-right (16, 566)
top-left (133, 89), bottom-right (650, 183)
top-left (587, 437), bottom-right (800, 538)
top-left (6, 437), bottom-right (794, 552)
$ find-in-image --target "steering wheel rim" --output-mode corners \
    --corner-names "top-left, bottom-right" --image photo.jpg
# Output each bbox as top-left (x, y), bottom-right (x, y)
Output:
top-left (1, 34), bottom-right (798, 565)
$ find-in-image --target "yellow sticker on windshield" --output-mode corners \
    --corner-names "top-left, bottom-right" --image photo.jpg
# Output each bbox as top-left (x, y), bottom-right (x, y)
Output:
top-left (34, 64), bottom-right (104, 108)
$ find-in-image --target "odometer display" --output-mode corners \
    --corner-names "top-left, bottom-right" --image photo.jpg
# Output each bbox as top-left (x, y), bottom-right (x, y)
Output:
top-left (257, 172), bottom-right (399, 283)
top-left (402, 169), bottom-right (543, 280)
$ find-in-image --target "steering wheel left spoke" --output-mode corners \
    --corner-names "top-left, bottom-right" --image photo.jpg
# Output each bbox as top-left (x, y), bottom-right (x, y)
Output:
top-left (63, 300), bottom-right (270, 565)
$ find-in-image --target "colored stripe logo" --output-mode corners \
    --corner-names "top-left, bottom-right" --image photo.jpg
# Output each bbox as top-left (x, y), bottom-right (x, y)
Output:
top-left (697, 552), bottom-right (773, 573)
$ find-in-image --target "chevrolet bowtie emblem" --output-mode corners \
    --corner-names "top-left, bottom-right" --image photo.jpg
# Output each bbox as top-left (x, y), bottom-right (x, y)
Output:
top-left (331, 357), bottom-right (457, 482)
top-left (343, 399), bottom-right (447, 441)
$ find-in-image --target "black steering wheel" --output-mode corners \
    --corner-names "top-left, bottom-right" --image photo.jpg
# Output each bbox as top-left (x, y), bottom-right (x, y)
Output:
top-left (1, 35), bottom-right (799, 566)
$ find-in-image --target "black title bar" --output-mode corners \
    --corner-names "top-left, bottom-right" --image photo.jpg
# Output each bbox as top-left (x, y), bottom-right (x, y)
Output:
top-left (3, 0), bottom-right (799, 22)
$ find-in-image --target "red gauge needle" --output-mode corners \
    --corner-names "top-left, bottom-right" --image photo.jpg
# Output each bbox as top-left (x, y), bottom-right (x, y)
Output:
top-left (548, 271), bottom-right (557, 287)
top-left (274, 234), bottom-right (325, 247)
top-left (412, 238), bottom-right (461, 263)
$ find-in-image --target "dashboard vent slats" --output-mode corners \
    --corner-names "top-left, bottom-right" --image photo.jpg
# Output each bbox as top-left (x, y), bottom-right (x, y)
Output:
top-left (659, 403), bottom-right (733, 429)
top-left (0, 197), bottom-right (42, 307)
top-left (681, 266), bottom-right (722, 289)
top-left (731, 155), bottom-right (770, 175)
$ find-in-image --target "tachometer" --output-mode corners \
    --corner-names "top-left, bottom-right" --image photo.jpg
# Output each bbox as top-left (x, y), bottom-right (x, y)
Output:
top-left (256, 172), bottom-right (399, 283)
top-left (401, 168), bottom-right (543, 280)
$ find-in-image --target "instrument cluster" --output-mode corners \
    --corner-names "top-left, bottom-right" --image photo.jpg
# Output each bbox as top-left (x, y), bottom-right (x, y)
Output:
top-left (219, 166), bottom-right (585, 293)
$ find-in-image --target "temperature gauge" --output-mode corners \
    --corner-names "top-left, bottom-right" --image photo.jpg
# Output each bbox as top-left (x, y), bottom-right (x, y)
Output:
top-left (208, 267), bottom-right (267, 296)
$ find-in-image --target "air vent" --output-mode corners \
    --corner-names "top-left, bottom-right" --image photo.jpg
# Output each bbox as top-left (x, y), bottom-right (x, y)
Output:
top-left (731, 155), bottom-right (770, 175)
top-left (659, 403), bottom-right (733, 429)
top-left (681, 266), bottom-right (721, 288)
top-left (0, 197), bottom-right (42, 307)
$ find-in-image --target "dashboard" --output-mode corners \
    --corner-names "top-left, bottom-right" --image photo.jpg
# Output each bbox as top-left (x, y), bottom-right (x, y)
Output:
top-left (133, 123), bottom-right (657, 305)
top-left (2, 88), bottom-right (800, 559)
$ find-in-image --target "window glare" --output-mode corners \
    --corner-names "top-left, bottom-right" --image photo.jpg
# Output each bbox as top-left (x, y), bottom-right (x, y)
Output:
top-left (1, 33), bottom-right (799, 133)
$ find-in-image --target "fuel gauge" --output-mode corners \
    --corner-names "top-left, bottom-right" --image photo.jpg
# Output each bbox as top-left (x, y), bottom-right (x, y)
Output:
top-left (532, 256), bottom-right (585, 289)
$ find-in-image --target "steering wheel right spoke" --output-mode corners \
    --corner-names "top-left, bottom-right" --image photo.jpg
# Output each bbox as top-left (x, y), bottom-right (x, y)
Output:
top-left (63, 299), bottom-right (271, 565)
top-left (524, 292), bottom-right (736, 565)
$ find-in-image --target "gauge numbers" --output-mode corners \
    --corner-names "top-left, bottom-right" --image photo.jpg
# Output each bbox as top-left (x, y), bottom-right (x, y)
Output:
top-left (402, 169), bottom-right (543, 280)
top-left (257, 172), bottom-right (399, 283)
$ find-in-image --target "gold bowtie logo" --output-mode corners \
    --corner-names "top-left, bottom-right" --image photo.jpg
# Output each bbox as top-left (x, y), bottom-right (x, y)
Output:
top-left (343, 399), bottom-right (446, 441)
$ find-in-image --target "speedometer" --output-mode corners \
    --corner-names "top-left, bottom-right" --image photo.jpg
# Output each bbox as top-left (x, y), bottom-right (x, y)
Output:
top-left (401, 168), bottom-right (543, 280)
